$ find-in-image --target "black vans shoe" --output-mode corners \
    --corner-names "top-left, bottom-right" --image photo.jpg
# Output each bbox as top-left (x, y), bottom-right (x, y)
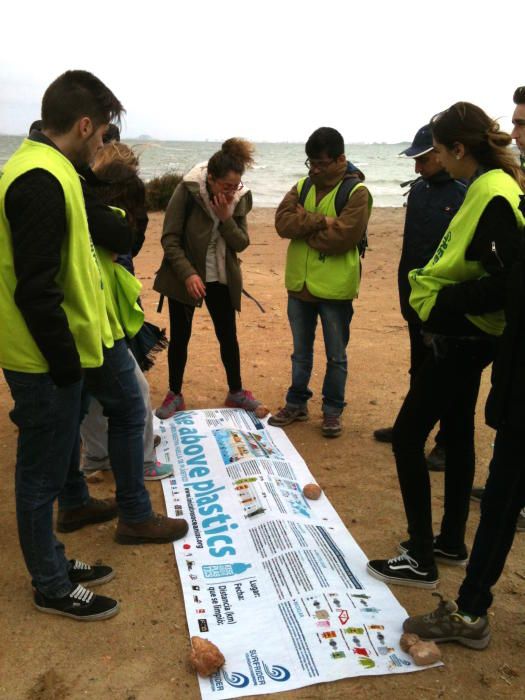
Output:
top-left (398, 538), bottom-right (468, 567)
top-left (68, 559), bottom-right (115, 586)
top-left (367, 553), bottom-right (439, 589)
top-left (33, 584), bottom-right (119, 621)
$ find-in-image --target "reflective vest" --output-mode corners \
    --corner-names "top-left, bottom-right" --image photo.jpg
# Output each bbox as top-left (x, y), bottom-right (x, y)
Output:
top-left (409, 169), bottom-right (525, 336)
top-left (96, 206), bottom-right (144, 341)
top-left (285, 177), bottom-right (371, 300)
top-left (0, 139), bottom-right (113, 372)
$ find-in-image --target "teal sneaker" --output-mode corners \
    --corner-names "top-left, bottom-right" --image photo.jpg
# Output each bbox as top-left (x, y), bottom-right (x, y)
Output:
top-left (144, 461), bottom-right (174, 481)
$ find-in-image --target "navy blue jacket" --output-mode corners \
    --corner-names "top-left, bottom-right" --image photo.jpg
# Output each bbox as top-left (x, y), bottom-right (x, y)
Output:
top-left (398, 171), bottom-right (466, 323)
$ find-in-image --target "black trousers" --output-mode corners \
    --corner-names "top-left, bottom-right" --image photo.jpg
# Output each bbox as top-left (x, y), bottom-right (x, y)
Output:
top-left (167, 282), bottom-right (242, 394)
top-left (407, 322), bottom-right (444, 446)
top-left (457, 423), bottom-right (525, 616)
top-left (392, 335), bottom-right (496, 565)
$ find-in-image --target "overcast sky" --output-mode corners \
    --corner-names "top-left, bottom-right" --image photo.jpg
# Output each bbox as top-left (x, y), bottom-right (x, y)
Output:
top-left (1, 0), bottom-right (522, 143)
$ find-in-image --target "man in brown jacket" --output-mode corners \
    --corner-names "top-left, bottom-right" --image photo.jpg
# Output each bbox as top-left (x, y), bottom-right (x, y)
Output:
top-left (269, 127), bottom-right (371, 437)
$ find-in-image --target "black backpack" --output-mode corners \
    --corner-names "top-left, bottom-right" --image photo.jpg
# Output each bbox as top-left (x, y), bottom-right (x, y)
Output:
top-left (298, 175), bottom-right (369, 257)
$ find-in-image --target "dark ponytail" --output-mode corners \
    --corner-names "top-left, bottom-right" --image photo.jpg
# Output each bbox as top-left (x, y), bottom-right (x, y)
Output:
top-left (431, 102), bottom-right (525, 190)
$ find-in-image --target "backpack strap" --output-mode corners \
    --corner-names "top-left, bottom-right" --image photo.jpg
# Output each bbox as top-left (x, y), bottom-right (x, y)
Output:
top-left (297, 177), bottom-right (313, 207)
top-left (334, 176), bottom-right (361, 215)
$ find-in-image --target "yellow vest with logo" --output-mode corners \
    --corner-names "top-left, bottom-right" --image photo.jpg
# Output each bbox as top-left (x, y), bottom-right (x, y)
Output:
top-left (96, 245), bottom-right (144, 341)
top-left (0, 139), bottom-right (114, 372)
top-left (94, 206), bottom-right (144, 341)
top-left (409, 169), bottom-right (525, 336)
top-left (285, 177), bottom-right (370, 299)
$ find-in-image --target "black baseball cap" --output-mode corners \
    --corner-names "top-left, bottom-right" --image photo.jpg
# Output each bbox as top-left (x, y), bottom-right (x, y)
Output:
top-left (399, 124), bottom-right (433, 158)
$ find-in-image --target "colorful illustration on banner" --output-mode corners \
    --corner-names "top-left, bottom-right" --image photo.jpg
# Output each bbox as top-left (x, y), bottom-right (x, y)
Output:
top-left (213, 428), bottom-right (284, 464)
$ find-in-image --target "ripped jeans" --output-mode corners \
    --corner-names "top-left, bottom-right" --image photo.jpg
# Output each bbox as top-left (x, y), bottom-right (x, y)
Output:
top-left (285, 295), bottom-right (354, 416)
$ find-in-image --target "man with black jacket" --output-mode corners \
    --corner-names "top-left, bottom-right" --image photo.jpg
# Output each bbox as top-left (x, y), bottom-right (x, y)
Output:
top-left (374, 125), bottom-right (466, 471)
top-left (0, 71), bottom-right (187, 622)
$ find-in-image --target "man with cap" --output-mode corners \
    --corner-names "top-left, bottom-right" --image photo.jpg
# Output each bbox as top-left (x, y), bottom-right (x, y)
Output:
top-left (373, 125), bottom-right (466, 471)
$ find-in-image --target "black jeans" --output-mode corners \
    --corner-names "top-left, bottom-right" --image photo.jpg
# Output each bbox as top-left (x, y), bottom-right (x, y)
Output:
top-left (167, 282), bottom-right (242, 394)
top-left (392, 335), bottom-right (496, 565)
top-left (407, 322), bottom-right (444, 447)
top-left (457, 423), bottom-right (525, 616)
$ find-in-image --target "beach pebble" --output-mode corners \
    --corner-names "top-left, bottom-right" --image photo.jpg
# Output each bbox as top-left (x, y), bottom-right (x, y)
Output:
top-left (255, 405), bottom-right (270, 418)
top-left (399, 632), bottom-right (420, 652)
top-left (189, 636), bottom-right (225, 677)
top-left (303, 483), bottom-right (322, 500)
top-left (409, 640), bottom-right (442, 666)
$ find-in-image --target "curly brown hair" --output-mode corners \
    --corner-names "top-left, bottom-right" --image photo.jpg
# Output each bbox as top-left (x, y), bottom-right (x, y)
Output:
top-left (92, 142), bottom-right (145, 230)
top-left (207, 138), bottom-right (255, 178)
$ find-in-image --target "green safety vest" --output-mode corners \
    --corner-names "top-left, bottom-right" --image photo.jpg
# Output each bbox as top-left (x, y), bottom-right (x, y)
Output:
top-left (96, 206), bottom-right (144, 341)
top-left (285, 177), bottom-right (371, 300)
top-left (409, 169), bottom-right (525, 336)
top-left (0, 139), bottom-right (114, 372)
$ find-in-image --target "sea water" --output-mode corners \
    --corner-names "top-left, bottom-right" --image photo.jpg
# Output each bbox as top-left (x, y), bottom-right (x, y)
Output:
top-left (0, 135), bottom-right (415, 207)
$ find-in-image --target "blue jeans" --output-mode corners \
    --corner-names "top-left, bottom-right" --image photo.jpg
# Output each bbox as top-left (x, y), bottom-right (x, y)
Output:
top-left (285, 296), bottom-right (354, 416)
top-left (4, 370), bottom-right (82, 598)
top-left (457, 423), bottom-right (525, 616)
top-left (60, 339), bottom-right (152, 523)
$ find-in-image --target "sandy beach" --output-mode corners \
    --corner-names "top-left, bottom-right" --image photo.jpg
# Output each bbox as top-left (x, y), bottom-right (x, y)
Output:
top-left (0, 207), bottom-right (523, 700)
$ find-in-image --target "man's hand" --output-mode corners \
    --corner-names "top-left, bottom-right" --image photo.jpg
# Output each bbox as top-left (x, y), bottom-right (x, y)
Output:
top-left (325, 216), bottom-right (336, 227)
top-left (185, 274), bottom-right (206, 299)
top-left (209, 192), bottom-right (235, 222)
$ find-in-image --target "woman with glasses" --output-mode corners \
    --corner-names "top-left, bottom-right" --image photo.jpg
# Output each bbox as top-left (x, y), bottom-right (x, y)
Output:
top-left (367, 102), bottom-right (525, 590)
top-left (154, 138), bottom-right (263, 418)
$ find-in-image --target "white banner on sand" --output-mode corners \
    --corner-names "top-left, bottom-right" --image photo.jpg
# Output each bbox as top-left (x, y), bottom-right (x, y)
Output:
top-left (157, 409), bottom-right (436, 699)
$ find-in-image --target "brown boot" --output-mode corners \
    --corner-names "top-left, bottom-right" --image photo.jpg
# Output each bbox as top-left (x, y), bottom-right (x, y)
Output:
top-left (57, 497), bottom-right (118, 533)
top-left (115, 513), bottom-right (189, 544)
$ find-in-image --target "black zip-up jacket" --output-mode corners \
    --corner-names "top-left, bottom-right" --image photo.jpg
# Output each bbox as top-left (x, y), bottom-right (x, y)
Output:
top-left (398, 171), bottom-right (466, 323)
top-left (5, 132), bottom-right (132, 386)
top-left (485, 194), bottom-right (525, 429)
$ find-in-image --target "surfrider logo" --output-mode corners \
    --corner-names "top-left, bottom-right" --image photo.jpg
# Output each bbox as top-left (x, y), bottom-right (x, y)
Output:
top-left (262, 662), bottom-right (291, 681)
top-left (222, 671), bottom-right (250, 688)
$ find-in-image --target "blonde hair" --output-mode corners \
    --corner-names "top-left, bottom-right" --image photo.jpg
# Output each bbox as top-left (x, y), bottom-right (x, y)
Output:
top-left (93, 142), bottom-right (139, 174)
top-left (91, 142), bottom-right (145, 230)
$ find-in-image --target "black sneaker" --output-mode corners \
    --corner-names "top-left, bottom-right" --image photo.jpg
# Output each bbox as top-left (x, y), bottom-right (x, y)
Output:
top-left (33, 584), bottom-right (119, 621)
top-left (373, 427), bottom-right (393, 443)
top-left (268, 405), bottom-right (309, 427)
top-left (69, 559), bottom-right (115, 586)
top-left (398, 538), bottom-right (468, 567)
top-left (367, 553), bottom-right (439, 589)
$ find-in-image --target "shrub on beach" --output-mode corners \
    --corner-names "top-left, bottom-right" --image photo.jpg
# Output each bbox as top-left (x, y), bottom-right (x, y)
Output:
top-left (145, 172), bottom-right (182, 211)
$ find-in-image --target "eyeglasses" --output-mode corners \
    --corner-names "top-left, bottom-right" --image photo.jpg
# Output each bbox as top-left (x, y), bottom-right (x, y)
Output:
top-left (304, 158), bottom-right (336, 170)
top-left (214, 178), bottom-right (244, 192)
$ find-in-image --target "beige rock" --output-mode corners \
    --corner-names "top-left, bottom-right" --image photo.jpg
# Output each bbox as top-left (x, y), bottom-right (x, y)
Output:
top-left (189, 636), bottom-right (226, 677)
top-left (255, 405), bottom-right (270, 418)
top-left (303, 483), bottom-right (322, 500)
top-left (409, 640), bottom-right (442, 666)
top-left (399, 632), bottom-right (420, 653)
